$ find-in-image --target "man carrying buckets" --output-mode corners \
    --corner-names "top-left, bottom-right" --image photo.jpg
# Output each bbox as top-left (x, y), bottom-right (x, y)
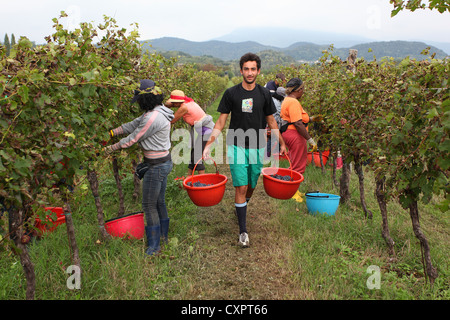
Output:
top-left (203, 53), bottom-right (287, 247)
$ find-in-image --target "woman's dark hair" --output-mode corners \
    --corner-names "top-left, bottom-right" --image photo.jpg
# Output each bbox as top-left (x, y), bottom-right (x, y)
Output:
top-left (240, 52), bottom-right (261, 70)
top-left (137, 92), bottom-right (165, 112)
top-left (285, 77), bottom-right (303, 94)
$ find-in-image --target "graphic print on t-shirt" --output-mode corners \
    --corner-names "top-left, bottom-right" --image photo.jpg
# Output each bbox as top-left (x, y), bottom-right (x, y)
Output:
top-left (242, 98), bottom-right (253, 113)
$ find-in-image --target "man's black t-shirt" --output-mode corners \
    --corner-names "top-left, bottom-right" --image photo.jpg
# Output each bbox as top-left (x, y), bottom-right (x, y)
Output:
top-left (217, 83), bottom-right (276, 149)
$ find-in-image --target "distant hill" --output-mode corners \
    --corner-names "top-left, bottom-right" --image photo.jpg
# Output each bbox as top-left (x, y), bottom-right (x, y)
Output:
top-left (282, 42), bottom-right (329, 62)
top-left (345, 41), bottom-right (448, 60)
top-left (214, 27), bottom-right (373, 48)
top-left (281, 40), bottom-right (449, 61)
top-left (141, 37), bottom-right (278, 61)
top-left (142, 37), bottom-right (449, 63)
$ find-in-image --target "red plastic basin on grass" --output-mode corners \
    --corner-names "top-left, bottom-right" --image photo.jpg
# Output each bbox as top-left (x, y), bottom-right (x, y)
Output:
top-left (35, 207), bottom-right (66, 234)
top-left (183, 158), bottom-right (228, 207)
top-left (105, 212), bottom-right (145, 239)
top-left (307, 150), bottom-right (330, 167)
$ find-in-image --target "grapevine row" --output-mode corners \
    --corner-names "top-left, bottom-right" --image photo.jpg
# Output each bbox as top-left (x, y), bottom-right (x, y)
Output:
top-left (0, 13), bottom-right (227, 299)
top-left (261, 48), bottom-right (449, 283)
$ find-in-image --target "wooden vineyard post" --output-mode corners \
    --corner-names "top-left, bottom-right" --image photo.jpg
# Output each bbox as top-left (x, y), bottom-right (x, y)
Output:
top-left (408, 198), bottom-right (438, 285)
top-left (339, 49), bottom-right (359, 204)
top-left (112, 157), bottom-right (125, 216)
top-left (318, 149), bottom-right (325, 174)
top-left (87, 169), bottom-right (111, 239)
top-left (331, 151), bottom-right (339, 188)
top-left (354, 152), bottom-right (373, 219)
top-left (62, 194), bottom-right (81, 277)
top-left (375, 173), bottom-right (395, 256)
top-left (346, 49), bottom-right (358, 74)
top-left (339, 158), bottom-right (351, 204)
top-left (9, 205), bottom-right (35, 300)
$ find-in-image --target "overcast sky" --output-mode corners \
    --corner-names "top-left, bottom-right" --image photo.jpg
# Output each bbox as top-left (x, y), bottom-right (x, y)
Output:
top-left (1, 0), bottom-right (449, 45)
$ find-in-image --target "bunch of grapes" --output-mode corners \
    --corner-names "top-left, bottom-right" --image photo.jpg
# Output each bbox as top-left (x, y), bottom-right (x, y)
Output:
top-left (187, 181), bottom-right (213, 187)
top-left (271, 174), bottom-right (292, 181)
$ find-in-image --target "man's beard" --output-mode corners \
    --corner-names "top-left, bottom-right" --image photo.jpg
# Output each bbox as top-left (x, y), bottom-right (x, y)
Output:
top-left (243, 76), bottom-right (256, 85)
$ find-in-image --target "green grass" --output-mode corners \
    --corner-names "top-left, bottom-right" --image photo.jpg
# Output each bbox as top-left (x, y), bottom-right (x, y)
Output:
top-left (1, 84), bottom-right (448, 300)
top-left (2, 162), bottom-right (447, 300)
top-left (0, 160), bottom-right (206, 300)
top-left (271, 163), bottom-right (449, 299)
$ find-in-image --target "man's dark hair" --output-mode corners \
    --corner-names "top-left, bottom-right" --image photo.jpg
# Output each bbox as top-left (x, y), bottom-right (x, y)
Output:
top-left (276, 73), bottom-right (285, 81)
top-left (137, 92), bottom-right (165, 112)
top-left (240, 52), bottom-right (261, 70)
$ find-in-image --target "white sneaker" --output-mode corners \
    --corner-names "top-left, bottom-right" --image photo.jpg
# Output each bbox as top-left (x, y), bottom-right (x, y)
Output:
top-left (239, 232), bottom-right (249, 247)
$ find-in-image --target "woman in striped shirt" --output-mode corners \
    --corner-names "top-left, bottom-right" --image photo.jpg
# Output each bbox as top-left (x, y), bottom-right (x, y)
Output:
top-left (105, 79), bottom-right (174, 256)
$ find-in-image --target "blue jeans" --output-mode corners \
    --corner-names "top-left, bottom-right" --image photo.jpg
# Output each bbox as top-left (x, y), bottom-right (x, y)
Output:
top-left (142, 160), bottom-right (173, 227)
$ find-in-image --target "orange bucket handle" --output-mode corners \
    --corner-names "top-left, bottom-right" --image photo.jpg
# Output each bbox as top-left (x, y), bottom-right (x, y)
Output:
top-left (190, 157), bottom-right (219, 183)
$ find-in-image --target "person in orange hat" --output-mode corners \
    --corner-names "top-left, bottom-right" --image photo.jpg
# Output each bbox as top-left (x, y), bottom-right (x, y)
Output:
top-left (165, 90), bottom-right (215, 175)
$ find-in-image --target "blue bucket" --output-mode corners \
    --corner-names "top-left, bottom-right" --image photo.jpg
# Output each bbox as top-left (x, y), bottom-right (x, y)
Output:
top-left (305, 192), bottom-right (340, 216)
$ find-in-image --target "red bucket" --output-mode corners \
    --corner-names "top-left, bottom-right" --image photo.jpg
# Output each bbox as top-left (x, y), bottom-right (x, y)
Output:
top-left (183, 158), bottom-right (228, 207)
top-left (35, 207), bottom-right (66, 234)
top-left (307, 150), bottom-right (330, 167)
top-left (105, 212), bottom-right (145, 239)
top-left (262, 155), bottom-right (304, 199)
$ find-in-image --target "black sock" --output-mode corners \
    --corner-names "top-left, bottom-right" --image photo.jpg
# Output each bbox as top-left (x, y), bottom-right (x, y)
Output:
top-left (235, 202), bottom-right (247, 234)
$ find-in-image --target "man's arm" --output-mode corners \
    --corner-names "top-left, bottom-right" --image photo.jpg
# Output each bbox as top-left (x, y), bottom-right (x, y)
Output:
top-left (203, 113), bottom-right (229, 159)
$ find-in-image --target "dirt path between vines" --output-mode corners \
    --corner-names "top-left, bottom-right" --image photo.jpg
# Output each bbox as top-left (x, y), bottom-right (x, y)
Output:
top-left (177, 163), bottom-right (310, 300)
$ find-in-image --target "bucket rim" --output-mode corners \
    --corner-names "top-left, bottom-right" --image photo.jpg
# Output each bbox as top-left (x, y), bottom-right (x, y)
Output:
top-left (261, 167), bottom-right (304, 184)
top-left (183, 173), bottom-right (228, 190)
top-left (105, 212), bottom-right (144, 224)
top-left (305, 192), bottom-right (340, 199)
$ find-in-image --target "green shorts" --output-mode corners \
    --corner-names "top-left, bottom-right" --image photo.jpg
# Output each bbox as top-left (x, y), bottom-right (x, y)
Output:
top-left (227, 145), bottom-right (265, 188)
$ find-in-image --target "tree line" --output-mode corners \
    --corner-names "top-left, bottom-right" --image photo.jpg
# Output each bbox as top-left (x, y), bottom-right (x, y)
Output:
top-left (2, 34), bottom-right (17, 57)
